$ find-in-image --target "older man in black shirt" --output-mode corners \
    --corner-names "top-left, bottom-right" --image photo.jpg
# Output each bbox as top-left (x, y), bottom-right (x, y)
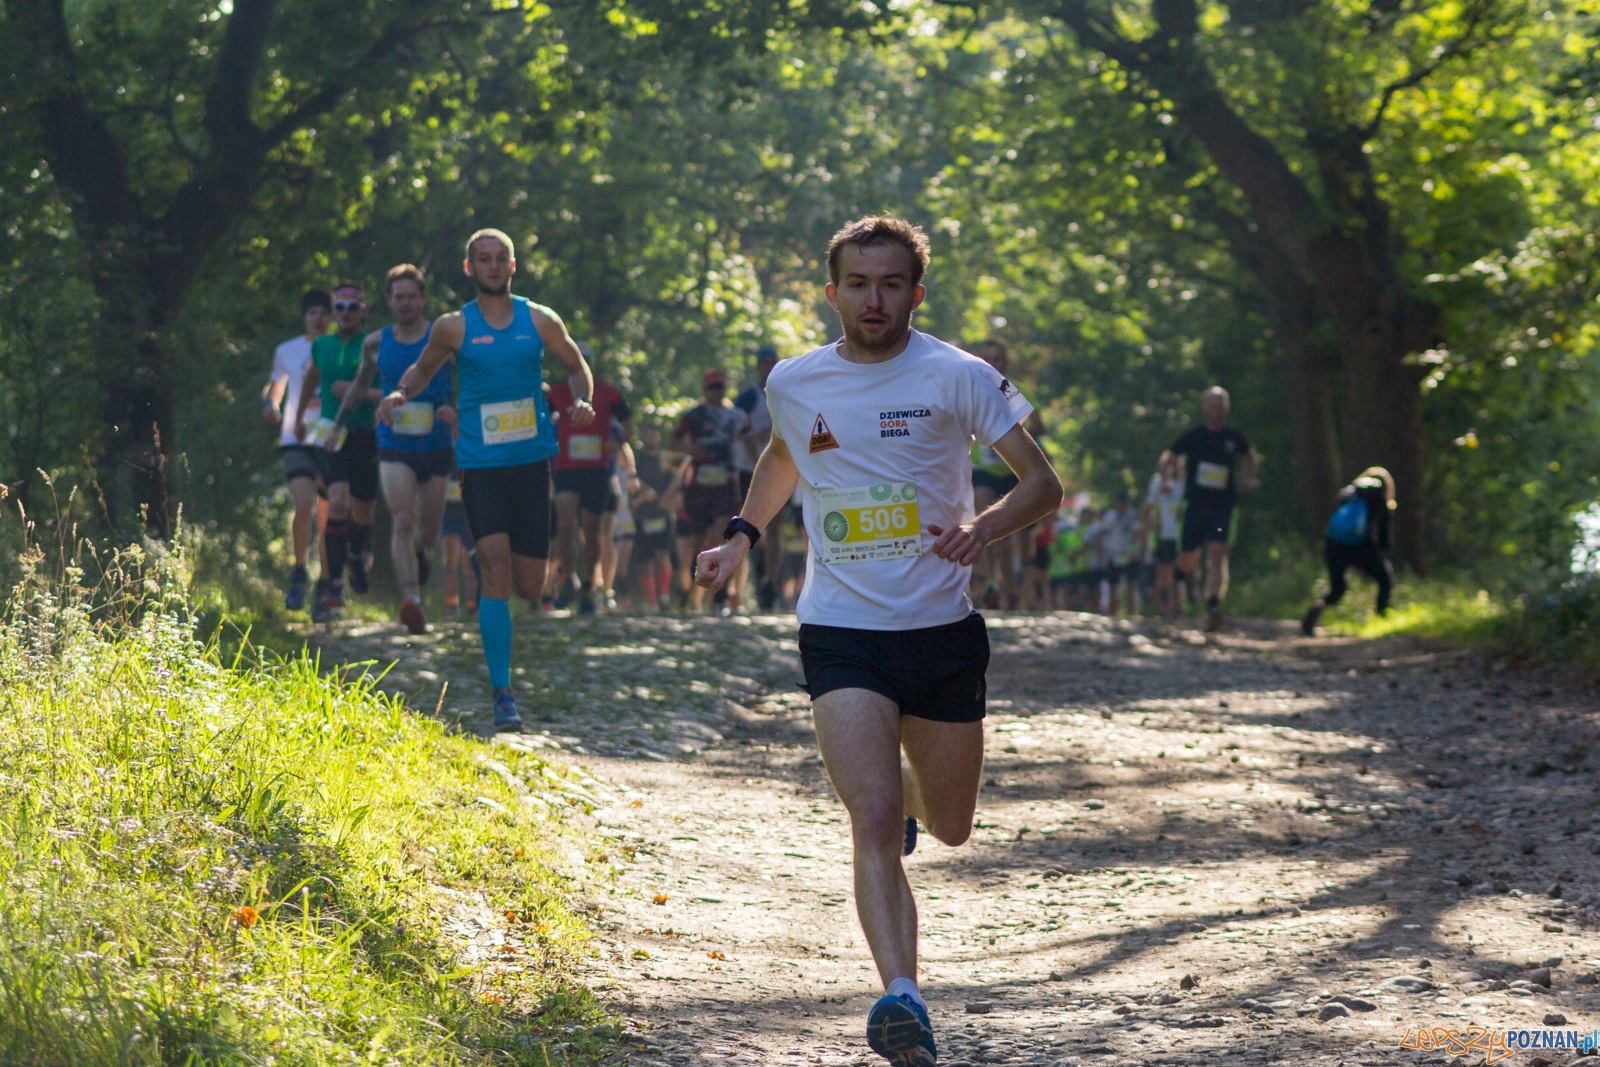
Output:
top-left (1160, 386), bottom-right (1257, 631)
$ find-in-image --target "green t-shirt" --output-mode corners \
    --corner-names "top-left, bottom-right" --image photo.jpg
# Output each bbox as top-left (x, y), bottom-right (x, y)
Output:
top-left (313, 332), bottom-right (374, 430)
top-left (1049, 526), bottom-right (1083, 579)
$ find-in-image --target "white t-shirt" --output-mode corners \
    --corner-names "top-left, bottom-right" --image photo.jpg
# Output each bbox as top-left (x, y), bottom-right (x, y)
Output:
top-left (270, 336), bottom-right (315, 447)
top-left (1097, 507), bottom-right (1142, 564)
top-left (734, 384), bottom-right (771, 473)
top-left (1147, 473), bottom-right (1185, 541)
top-left (766, 329), bottom-right (1033, 630)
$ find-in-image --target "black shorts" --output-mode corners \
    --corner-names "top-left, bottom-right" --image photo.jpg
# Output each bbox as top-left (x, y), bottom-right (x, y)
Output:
top-left (1031, 545), bottom-right (1050, 570)
top-left (799, 612), bottom-right (989, 724)
top-left (1155, 538), bottom-right (1178, 564)
top-left (461, 460), bottom-right (552, 559)
top-left (738, 469), bottom-right (755, 503)
top-left (635, 514), bottom-right (673, 557)
top-left (552, 466), bottom-right (614, 514)
top-left (280, 444), bottom-right (319, 483)
top-left (972, 468), bottom-right (1020, 495)
top-left (1181, 498), bottom-right (1234, 552)
top-left (378, 446), bottom-right (455, 482)
top-left (683, 485), bottom-right (741, 535)
top-left (440, 502), bottom-right (474, 549)
top-left (315, 428), bottom-right (379, 502)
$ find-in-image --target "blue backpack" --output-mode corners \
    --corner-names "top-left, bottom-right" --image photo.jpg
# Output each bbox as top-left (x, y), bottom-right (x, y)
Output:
top-left (1326, 497), bottom-right (1369, 546)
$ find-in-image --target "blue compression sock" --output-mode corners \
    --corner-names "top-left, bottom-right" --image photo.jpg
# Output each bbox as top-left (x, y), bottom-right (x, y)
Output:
top-left (478, 597), bottom-right (512, 689)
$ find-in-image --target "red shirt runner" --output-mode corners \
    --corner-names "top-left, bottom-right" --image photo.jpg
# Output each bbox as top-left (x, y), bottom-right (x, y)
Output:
top-left (548, 380), bottom-right (630, 470)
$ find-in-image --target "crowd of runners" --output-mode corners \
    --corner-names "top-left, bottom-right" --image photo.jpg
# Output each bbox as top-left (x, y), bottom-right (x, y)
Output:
top-left (260, 216), bottom-right (1400, 1067)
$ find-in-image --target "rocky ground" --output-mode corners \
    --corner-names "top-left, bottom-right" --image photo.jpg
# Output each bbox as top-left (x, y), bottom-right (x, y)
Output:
top-left (309, 609), bottom-right (1600, 1067)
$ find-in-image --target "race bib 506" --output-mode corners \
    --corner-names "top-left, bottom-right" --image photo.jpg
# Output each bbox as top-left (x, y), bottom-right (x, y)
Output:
top-left (815, 482), bottom-right (922, 565)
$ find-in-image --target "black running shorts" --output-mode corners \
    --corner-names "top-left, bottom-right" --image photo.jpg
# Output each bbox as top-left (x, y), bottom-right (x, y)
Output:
top-left (315, 428), bottom-right (379, 503)
top-left (461, 460), bottom-right (552, 559)
top-left (280, 444), bottom-right (319, 484)
top-left (378, 446), bottom-right (455, 482)
top-left (1181, 498), bottom-right (1233, 552)
top-left (552, 466), bottom-right (614, 514)
top-left (971, 468), bottom-right (1020, 495)
top-left (1155, 538), bottom-right (1178, 564)
top-left (799, 612), bottom-right (989, 724)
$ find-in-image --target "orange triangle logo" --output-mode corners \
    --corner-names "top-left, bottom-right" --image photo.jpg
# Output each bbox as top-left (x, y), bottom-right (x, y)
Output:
top-left (808, 412), bottom-right (839, 454)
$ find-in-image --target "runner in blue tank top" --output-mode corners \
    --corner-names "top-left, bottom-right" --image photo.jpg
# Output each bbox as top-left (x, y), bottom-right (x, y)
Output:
top-left (377, 228), bottom-right (596, 731)
top-left (337, 265), bottom-right (457, 635)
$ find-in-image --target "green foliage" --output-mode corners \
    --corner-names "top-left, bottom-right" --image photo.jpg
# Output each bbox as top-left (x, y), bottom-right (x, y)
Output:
top-left (0, 538), bottom-right (619, 1065)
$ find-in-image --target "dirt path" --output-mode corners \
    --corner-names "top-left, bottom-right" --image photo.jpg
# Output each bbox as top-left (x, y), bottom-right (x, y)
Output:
top-left (310, 610), bottom-right (1600, 1067)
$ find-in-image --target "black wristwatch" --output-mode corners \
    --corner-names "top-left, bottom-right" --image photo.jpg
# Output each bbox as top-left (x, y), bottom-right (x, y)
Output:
top-left (723, 516), bottom-right (762, 548)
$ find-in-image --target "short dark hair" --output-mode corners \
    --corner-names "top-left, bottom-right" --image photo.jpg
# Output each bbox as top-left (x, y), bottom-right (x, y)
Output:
top-left (978, 338), bottom-right (1008, 361)
top-left (301, 289), bottom-right (332, 312)
top-left (826, 215), bottom-right (931, 287)
top-left (465, 228), bottom-right (515, 262)
top-left (385, 263), bottom-right (427, 296)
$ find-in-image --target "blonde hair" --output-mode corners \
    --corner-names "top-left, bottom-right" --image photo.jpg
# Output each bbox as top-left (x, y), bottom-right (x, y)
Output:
top-left (1357, 466), bottom-right (1397, 510)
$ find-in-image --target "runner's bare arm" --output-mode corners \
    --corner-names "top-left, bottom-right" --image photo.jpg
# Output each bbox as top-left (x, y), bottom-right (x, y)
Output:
top-left (531, 306), bottom-right (595, 426)
top-left (1240, 449), bottom-right (1259, 491)
top-left (696, 434), bottom-right (800, 591)
top-left (262, 372), bottom-right (287, 422)
top-left (378, 313), bottom-right (462, 426)
top-left (333, 334), bottom-right (381, 429)
top-left (293, 363), bottom-right (321, 441)
top-left (931, 422), bottom-right (1062, 566)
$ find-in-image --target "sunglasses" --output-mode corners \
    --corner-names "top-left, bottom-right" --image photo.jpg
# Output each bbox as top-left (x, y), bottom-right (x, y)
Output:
top-left (333, 300), bottom-right (364, 311)
top-left (705, 382), bottom-right (726, 390)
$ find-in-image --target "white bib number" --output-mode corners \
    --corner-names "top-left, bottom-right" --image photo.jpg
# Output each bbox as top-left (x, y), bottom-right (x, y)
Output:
top-left (641, 516), bottom-right (668, 535)
top-left (392, 401), bottom-right (435, 436)
top-left (306, 417), bottom-right (347, 452)
top-left (480, 398), bottom-right (541, 446)
top-left (445, 480), bottom-right (463, 503)
top-left (814, 482), bottom-right (922, 565)
top-left (696, 465), bottom-right (731, 488)
top-left (568, 433), bottom-right (603, 461)
top-left (1195, 460), bottom-right (1231, 490)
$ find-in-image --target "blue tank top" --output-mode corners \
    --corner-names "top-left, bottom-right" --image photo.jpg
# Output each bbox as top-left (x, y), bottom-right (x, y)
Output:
top-left (454, 296), bottom-right (557, 469)
top-left (376, 323), bottom-right (453, 452)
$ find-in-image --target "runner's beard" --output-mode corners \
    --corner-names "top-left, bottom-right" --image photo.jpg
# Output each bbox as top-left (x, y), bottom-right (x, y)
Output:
top-left (842, 311), bottom-right (912, 355)
top-left (474, 277), bottom-right (510, 297)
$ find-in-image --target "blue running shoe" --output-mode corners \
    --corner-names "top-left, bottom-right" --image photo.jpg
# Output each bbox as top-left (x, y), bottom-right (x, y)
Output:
top-left (492, 687), bottom-right (522, 731)
top-left (285, 569), bottom-right (310, 612)
top-left (866, 993), bottom-right (936, 1065)
top-left (904, 816), bottom-right (918, 857)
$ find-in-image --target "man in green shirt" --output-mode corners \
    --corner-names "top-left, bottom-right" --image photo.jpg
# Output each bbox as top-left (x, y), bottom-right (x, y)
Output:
top-left (295, 280), bottom-right (380, 621)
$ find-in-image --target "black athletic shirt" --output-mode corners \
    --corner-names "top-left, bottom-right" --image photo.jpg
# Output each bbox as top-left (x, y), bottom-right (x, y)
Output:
top-left (1168, 424), bottom-right (1252, 507)
top-left (1333, 477), bottom-right (1391, 550)
top-left (633, 448), bottom-right (674, 523)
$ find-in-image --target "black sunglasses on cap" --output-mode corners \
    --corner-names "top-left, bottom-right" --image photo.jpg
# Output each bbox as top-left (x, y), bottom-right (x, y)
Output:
top-left (333, 300), bottom-right (364, 311)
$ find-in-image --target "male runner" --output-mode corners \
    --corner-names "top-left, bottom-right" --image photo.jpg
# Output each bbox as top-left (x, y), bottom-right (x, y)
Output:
top-left (734, 346), bottom-right (786, 609)
top-left (262, 288), bottom-right (331, 610)
top-left (549, 347), bottom-right (631, 614)
top-left (630, 423), bottom-right (682, 612)
top-left (671, 367), bottom-right (749, 613)
top-left (377, 228), bottom-right (594, 731)
top-left (334, 264), bottom-right (457, 635)
top-left (295, 281), bottom-right (379, 622)
top-left (1160, 386), bottom-right (1256, 631)
top-left (695, 216), bottom-right (1061, 1066)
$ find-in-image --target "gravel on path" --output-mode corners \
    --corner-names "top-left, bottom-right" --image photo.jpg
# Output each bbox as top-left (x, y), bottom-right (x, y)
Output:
top-left (308, 609), bottom-right (1600, 1067)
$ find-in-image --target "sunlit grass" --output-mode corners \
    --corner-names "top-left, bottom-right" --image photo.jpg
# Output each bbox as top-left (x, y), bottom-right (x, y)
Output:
top-left (1319, 583), bottom-right (1504, 642)
top-left (0, 565), bottom-right (621, 1064)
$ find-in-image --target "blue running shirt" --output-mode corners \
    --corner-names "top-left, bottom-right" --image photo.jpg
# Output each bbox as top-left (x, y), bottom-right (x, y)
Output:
top-left (454, 297), bottom-right (557, 469)
top-left (376, 324), bottom-right (454, 452)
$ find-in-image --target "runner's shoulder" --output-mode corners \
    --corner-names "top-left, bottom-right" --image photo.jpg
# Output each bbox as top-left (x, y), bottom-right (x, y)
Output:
top-left (522, 299), bottom-right (565, 329)
top-left (430, 310), bottom-right (468, 344)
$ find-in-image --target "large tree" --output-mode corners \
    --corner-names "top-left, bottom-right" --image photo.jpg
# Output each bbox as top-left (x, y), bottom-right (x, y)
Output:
top-left (987, 0), bottom-right (1537, 567)
top-left (0, 0), bottom-right (867, 534)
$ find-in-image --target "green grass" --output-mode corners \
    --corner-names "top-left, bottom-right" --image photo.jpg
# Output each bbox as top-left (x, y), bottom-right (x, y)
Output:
top-left (1318, 583), bottom-right (1505, 642)
top-left (0, 548), bottom-right (623, 1065)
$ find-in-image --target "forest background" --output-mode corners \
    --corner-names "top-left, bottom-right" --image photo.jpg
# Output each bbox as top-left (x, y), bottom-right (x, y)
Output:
top-left (4, 0), bottom-right (1600, 639)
